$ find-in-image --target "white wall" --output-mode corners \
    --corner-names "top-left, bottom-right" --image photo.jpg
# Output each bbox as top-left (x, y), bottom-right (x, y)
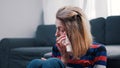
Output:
top-left (95, 0), bottom-right (108, 18)
top-left (43, 0), bottom-right (81, 24)
top-left (0, 0), bottom-right (43, 40)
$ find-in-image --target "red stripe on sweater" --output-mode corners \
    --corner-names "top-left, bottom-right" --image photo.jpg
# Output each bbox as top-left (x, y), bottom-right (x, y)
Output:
top-left (91, 45), bottom-right (100, 48)
top-left (94, 56), bottom-right (107, 62)
top-left (67, 59), bottom-right (91, 66)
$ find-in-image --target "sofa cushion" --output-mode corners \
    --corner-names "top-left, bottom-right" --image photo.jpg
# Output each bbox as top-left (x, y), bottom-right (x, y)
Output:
top-left (106, 45), bottom-right (120, 59)
top-left (105, 16), bottom-right (120, 45)
top-left (9, 47), bottom-right (52, 68)
top-left (35, 25), bottom-right (56, 46)
top-left (90, 17), bottom-right (105, 44)
top-left (11, 47), bottom-right (52, 56)
top-left (106, 45), bottom-right (120, 68)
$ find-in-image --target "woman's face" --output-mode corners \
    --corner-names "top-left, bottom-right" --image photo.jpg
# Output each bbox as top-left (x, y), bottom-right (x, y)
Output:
top-left (55, 19), bottom-right (65, 37)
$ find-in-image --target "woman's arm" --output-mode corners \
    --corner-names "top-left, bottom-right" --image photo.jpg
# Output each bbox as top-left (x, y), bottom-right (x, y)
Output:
top-left (93, 45), bottom-right (107, 68)
top-left (61, 53), bottom-right (69, 65)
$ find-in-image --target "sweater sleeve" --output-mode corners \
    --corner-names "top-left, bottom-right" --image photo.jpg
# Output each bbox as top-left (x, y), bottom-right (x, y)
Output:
top-left (52, 45), bottom-right (61, 59)
top-left (93, 45), bottom-right (107, 66)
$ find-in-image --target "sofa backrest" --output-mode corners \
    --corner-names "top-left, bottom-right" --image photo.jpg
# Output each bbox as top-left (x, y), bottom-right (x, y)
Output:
top-left (90, 16), bottom-right (120, 45)
top-left (105, 16), bottom-right (120, 45)
top-left (35, 16), bottom-right (120, 46)
top-left (35, 25), bottom-right (56, 46)
top-left (90, 17), bottom-right (106, 44)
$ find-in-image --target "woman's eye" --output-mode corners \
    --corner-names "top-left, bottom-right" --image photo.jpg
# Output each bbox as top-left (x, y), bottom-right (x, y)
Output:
top-left (61, 29), bottom-right (65, 32)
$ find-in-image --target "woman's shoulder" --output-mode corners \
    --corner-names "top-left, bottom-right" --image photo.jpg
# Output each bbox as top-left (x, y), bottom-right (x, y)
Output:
top-left (90, 42), bottom-right (106, 49)
top-left (89, 43), bottom-right (107, 66)
top-left (88, 42), bottom-right (106, 55)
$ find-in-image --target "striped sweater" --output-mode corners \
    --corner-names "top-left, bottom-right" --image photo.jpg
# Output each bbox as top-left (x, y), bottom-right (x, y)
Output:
top-left (52, 43), bottom-right (107, 68)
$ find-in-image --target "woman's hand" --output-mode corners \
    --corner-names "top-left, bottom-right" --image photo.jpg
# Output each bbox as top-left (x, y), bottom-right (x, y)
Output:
top-left (56, 32), bottom-right (67, 55)
top-left (56, 32), bottom-right (69, 64)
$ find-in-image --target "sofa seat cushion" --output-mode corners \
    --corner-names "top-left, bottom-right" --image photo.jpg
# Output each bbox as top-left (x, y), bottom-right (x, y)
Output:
top-left (106, 45), bottom-right (120, 60)
top-left (8, 47), bottom-right (52, 68)
top-left (106, 45), bottom-right (120, 68)
top-left (11, 47), bottom-right (52, 58)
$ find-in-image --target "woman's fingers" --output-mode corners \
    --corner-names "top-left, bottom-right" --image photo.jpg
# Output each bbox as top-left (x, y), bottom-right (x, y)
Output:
top-left (57, 37), bottom-right (66, 44)
top-left (56, 32), bottom-right (68, 55)
top-left (57, 43), bottom-right (65, 49)
top-left (56, 35), bottom-right (65, 42)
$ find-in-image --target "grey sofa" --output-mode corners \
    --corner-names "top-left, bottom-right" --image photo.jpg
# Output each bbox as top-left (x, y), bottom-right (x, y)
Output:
top-left (0, 25), bottom-right (56, 68)
top-left (0, 16), bottom-right (120, 68)
top-left (90, 16), bottom-right (120, 68)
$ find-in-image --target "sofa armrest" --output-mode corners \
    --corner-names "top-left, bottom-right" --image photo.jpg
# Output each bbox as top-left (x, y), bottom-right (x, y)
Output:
top-left (0, 38), bottom-right (36, 68)
top-left (0, 38), bottom-right (37, 55)
top-left (0, 38), bottom-right (36, 49)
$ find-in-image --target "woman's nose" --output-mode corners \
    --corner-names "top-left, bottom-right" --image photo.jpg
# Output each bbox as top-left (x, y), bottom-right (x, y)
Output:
top-left (55, 31), bottom-right (60, 37)
top-left (55, 31), bottom-right (58, 37)
top-left (55, 32), bottom-right (57, 37)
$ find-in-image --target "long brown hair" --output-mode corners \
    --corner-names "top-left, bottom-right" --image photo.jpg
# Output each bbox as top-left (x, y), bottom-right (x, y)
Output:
top-left (56, 6), bottom-right (93, 59)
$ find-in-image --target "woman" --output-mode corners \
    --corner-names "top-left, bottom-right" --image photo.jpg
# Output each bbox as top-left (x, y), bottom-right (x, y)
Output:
top-left (27, 6), bottom-right (107, 68)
